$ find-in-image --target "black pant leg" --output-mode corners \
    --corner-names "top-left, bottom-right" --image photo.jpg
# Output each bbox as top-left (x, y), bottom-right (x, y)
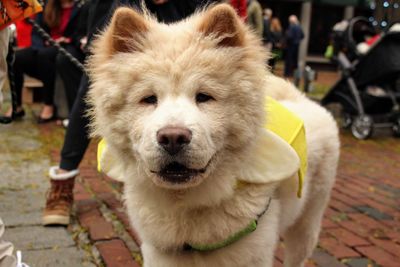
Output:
top-left (56, 45), bottom-right (85, 110)
top-left (35, 47), bottom-right (58, 105)
top-left (13, 48), bottom-right (37, 106)
top-left (284, 45), bottom-right (296, 77)
top-left (59, 75), bottom-right (91, 171)
top-left (293, 44), bottom-right (299, 69)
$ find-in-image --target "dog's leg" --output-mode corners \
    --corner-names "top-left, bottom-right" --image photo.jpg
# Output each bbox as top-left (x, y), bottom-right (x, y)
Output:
top-left (141, 243), bottom-right (174, 267)
top-left (249, 202), bottom-right (281, 267)
top-left (282, 166), bottom-right (337, 267)
top-left (248, 255), bottom-right (274, 267)
top-left (281, 198), bottom-right (326, 267)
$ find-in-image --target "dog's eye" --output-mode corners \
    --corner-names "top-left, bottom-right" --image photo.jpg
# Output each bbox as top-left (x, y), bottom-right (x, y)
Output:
top-left (196, 93), bottom-right (214, 103)
top-left (140, 95), bottom-right (157, 105)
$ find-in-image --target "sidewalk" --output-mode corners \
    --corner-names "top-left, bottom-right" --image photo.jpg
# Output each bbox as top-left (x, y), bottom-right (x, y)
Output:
top-left (0, 111), bottom-right (95, 267)
top-left (1, 99), bottom-right (399, 267)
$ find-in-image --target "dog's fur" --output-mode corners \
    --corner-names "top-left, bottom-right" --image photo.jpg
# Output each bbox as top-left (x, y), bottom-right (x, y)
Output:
top-left (88, 4), bottom-right (340, 267)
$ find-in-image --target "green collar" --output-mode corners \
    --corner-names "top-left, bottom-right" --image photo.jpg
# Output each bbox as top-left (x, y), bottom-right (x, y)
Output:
top-left (182, 197), bottom-right (272, 252)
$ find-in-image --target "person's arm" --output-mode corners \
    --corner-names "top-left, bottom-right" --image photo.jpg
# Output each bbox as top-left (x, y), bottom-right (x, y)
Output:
top-left (254, 4), bottom-right (263, 37)
top-left (30, 12), bottom-right (49, 48)
top-left (300, 27), bottom-right (304, 40)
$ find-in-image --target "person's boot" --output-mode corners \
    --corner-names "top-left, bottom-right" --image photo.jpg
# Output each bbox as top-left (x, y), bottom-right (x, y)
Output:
top-left (42, 167), bottom-right (78, 226)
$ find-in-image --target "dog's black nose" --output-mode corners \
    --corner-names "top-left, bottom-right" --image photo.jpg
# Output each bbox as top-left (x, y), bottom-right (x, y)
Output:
top-left (157, 127), bottom-right (192, 155)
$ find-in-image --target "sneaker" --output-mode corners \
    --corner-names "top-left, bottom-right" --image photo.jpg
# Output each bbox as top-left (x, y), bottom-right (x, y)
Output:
top-left (42, 177), bottom-right (75, 226)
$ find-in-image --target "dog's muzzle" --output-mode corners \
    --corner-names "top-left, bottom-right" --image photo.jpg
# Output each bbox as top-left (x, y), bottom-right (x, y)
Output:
top-left (151, 126), bottom-right (211, 186)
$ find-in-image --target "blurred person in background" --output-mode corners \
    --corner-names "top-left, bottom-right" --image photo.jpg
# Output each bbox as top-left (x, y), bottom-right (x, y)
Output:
top-left (0, 29), bottom-right (29, 263)
top-left (1, 1), bottom-right (40, 265)
top-left (268, 17), bottom-right (283, 71)
top-left (262, 8), bottom-right (272, 44)
top-left (3, 0), bottom-right (82, 123)
top-left (284, 14), bottom-right (304, 77)
top-left (0, 33), bottom-right (30, 266)
top-left (262, 8), bottom-right (272, 64)
top-left (246, 0), bottom-right (263, 38)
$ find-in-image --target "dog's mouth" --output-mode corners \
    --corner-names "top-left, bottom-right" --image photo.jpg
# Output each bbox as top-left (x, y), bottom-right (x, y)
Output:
top-left (152, 162), bottom-right (207, 184)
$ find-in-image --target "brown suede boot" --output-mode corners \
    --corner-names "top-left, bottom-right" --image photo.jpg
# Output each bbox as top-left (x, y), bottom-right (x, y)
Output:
top-left (42, 177), bottom-right (75, 226)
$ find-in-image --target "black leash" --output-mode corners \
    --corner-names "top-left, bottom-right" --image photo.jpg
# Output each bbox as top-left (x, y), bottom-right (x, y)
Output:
top-left (26, 18), bottom-right (86, 72)
top-left (28, 0), bottom-right (88, 72)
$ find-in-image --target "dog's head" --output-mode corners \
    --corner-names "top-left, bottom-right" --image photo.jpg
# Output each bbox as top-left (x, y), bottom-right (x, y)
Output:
top-left (88, 4), bottom-right (268, 190)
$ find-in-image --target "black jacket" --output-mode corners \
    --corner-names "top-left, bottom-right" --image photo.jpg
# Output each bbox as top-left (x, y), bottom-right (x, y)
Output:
top-left (146, 0), bottom-right (217, 23)
top-left (83, 0), bottom-right (216, 52)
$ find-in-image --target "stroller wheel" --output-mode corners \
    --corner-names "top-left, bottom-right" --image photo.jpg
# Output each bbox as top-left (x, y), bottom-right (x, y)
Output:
top-left (392, 118), bottom-right (400, 138)
top-left (351, 115), bottom-right (373, 140)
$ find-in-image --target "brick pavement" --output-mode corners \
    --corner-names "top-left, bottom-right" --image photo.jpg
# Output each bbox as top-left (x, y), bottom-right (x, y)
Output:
top-left (2, 100), bottom-right (399, 266)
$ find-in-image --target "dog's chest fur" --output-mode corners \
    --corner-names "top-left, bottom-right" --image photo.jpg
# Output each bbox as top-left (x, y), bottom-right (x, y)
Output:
top-left (124, 179), bottom-right (283, 267)
top-left (125, 178), bottom-right (276, 249)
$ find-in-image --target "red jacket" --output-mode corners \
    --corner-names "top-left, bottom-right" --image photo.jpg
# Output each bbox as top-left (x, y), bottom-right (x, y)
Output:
top-left (15, 19), bottom-right (33, 48)
top-left (230, 0), bottom-right (247, 20)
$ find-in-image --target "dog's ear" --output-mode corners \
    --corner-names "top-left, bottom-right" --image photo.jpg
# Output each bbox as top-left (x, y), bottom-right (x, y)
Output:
top-left (106, 7), bottom-right (148, 55)
top-left (198, 4), bottom-right (245, 47)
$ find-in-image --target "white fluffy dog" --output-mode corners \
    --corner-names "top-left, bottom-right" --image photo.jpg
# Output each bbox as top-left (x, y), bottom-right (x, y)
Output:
top-left (88, 4), bottom-right (340, 267)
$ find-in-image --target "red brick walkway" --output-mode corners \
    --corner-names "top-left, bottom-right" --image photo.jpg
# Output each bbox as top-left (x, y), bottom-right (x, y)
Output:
top-left (41, 124), bottom-right (400, 267)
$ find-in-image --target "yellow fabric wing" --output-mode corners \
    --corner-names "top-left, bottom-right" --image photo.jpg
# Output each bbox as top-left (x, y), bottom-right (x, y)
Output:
top-left (265, 97), bottom-right (307, 197)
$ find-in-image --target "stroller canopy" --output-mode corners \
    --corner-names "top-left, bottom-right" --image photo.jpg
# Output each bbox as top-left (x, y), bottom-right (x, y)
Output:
top-left (353, 24), bottom-right (400, 87)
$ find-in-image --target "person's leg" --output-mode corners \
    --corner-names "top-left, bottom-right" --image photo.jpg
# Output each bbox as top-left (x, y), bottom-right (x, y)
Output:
top-left (4, 47), bottom-right (37, 116)
top-left (285, 45), bottom-right (296, 77)
top-left (293, 44), bottom-right (299, 70)
top-left (56, 45), bottom-right (84, 110)
top-left (284, 47), bottom-right (291, 77)
top-left (0, 28), bottom-right (9, 107)
top-left (35, 47), bottom-right (58, 121)
top-left (60, 75), bottom-right (91, 170)
top-left (43, 75), bottom-right (91, 226)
